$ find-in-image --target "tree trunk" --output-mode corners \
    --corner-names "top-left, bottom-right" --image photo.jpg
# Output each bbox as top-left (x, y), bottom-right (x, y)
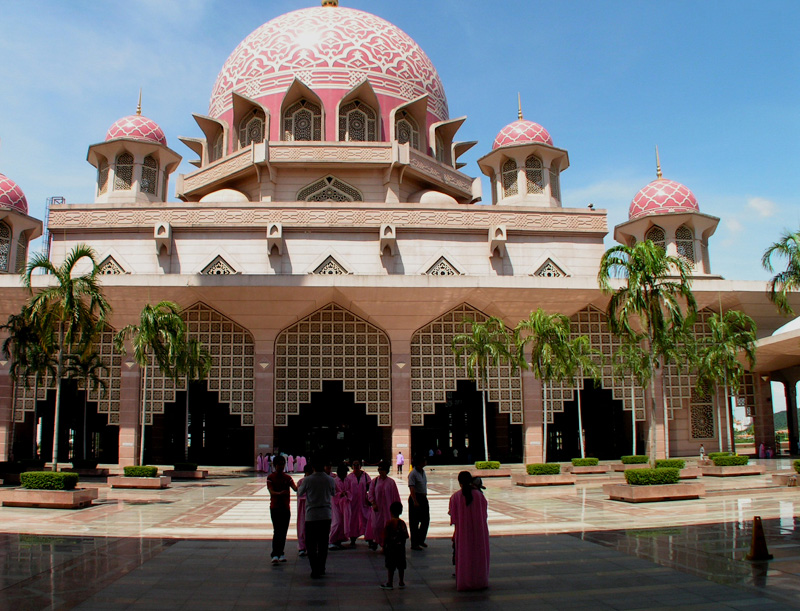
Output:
top-left (631, 385), bottom-right (636, 455)
top-left (646, 361), bottom-right (657, 467)
top-left (185, 376), bottom-right (190, 461)
top-left (139, 358), bottom-right (148, 466)
top-left (542, 381), bottom-right (548, 464)
top-left (716, 389), bottom-right (724, 452)
top-left (576, 377), bottom-right (585, 459)
top-left (51, 328), bottom-right (66, 471)
top-left (724, 378), bottom-right (734, 453)
top-left (82, 377), bottom-right (88, 460)
top-left (480, 373), bottom-right (489, 462)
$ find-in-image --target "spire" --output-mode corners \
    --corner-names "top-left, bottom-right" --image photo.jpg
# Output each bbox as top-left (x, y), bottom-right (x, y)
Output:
top-left (517, 93), bottom-right (523, 120)
top-left (655, 145), bottom-right (663, 179)
top-left (321, 0), bottom-right (339, 6)
top-left (136, 88), bottom-right (142, 116)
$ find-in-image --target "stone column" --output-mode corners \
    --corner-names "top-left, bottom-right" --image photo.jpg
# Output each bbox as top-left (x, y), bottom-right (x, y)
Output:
top-left (651, 367), bottom-right (667, 460)
top-left (391, 339), bottom-right (411, 462)
top-left (118, 362), bottom-right (141, 467)
top-left (522, 370), bottom-right (543, 464)
top-left (0, 368), bottom-right (12, 461)
top-left (752, 375), bottom-right (776, 451)
top-left (254, 347), bottom-right (274, 462)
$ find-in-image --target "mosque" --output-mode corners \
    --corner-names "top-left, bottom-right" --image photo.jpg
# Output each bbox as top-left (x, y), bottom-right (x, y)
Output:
top-left (0, 1), bottom-right (792, 467)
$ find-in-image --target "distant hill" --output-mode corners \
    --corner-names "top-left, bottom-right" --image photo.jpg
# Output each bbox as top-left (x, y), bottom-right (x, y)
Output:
top-left (772, 410), bottom-right (800, 430)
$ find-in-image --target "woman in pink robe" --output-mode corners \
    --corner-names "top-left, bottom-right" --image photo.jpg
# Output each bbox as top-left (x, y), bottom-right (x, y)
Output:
top-left (329, 463), bottom-right (351, 548)
top-left (367, 461), bottom-right (400, 550)
top-left (449, 471), bottom-right (490, 591)
top-left (256, 453), bottom-right (264, 473)
top-left (296, 456), bottom-right (306, 472)
top-left (296, 465), bottom-right (312, 556)
top-left (345, 460), bottom-right (372, 546)
top-left (287, 455), bottom-right (294, 473)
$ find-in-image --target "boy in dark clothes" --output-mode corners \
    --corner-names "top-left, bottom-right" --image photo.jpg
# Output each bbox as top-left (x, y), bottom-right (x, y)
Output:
top-left (267, 454), bottom-right (297, 563)
top-left (380, 501), bottom-right (408, 590)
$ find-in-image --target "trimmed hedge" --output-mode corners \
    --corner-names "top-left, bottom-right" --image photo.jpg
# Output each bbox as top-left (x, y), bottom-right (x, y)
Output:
top-left (474, 461), bottom-right (501, 470)
top-left (655, 459), bottom-right (686, 469)
top-left (173, 463), bottom-right (198, 471)
top-left (712, 455), bottom-right (749, 466)
top-left (571, 458), bottom-right (599, 466)
top-left (620, 455), bottom-right (649, 464)
top-left (20, 471), bottom-right (79, 491)
top-left (624, 468), bottom-right (680, 486)
top-left (793, 460), bottom-right (800, 474)
top-left (708, 452), bottom-right (731, 460)
top-left (526, 463), bottom-right (561, 475)
top-left (123, 466), bottom-right (159, 478)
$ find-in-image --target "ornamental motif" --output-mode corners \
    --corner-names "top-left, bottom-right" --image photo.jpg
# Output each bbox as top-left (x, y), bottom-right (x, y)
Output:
top-left (426, 257), bottom-right (458, 276)
top-left (208, 7), bottom-right (449, 123)
top-left (533, 259), bottom-right (566, 278)
top-left (690, 392), bottom-right (715, 439)
top-left (0, 222), bottom-right (10, 272)
top-left (0, 173), bottom-right (28, 213)
top-left (202, 256), bottom-right (236, 275)
top-left (98, 255), bottom-right (125, 275)
top-left (14, 232), bottom-right (27, 274)
top-left (629, 179), bottom-right (699, 220)
top-left (676, 225), bottom-right (695, 264)
top-left (314, 255), bottom-right (348, 275)
top-left (105, 115), bottom-right (167, 146)
top-left (492, 119), bottom-right (553, 150)
top-left (297, 176), bottom-right (362, 202)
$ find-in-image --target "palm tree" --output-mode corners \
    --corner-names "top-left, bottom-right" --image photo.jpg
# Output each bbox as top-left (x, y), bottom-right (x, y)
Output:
top-left (451, 317), bottom-right (514, 462)
top-left (762, 229), bottom-right (800, 316)
top-left (514, 309), bottom-right (578, 463)
top-left (23, 245), bottom-right (110, 470)
top-left (65, 345), bottom-right (109, 461)
top-left (114, 301), bottom-right (186, 465)
top-left (569, 336), bottom-right (602, 459)
top-left (174, 338), bottom-right (212, 461)
top-left (598, 240), bottom-right (697, 465)
top-left (611, 334), bottom-right (651, 456)
top-left (695, 310), bottom-right (757, 453)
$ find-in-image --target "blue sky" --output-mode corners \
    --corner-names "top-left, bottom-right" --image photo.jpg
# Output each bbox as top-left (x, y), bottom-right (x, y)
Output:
top-left (0, 0), bottom-right (798, 282)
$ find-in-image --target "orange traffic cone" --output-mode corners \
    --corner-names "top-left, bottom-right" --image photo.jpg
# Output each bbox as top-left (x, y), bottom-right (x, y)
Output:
top-left (745, 516), bottom-right (773, 561)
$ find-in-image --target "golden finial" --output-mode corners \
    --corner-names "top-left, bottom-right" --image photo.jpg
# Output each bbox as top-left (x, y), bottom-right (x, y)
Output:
top-left (655, 145), bottom-right (663, 179)
top-left (517, 93), bottom-right (523, 120)
top-left (321, 0), bottom-right (339, 6)
top-left (136, 88), bottom-right (142, 116)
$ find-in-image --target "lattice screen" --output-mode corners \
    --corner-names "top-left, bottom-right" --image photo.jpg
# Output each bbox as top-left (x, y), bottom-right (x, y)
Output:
top-left (145, 303), bottom-right (255, 426)
top-left (411, 304), bottom-right (523, 426)
top-left (274, 303), bottom-right (391, 426)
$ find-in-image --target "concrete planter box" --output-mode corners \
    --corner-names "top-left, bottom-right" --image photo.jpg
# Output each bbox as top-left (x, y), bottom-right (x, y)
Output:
top-left (611, 463), bottom-right (650, 472)
top-left (0, 487), bottom-right (98, 509)
top-left (678, 467), bottom-right (702, 479)
top-left (62, 468), bottom-right (110, 477)
top-left (566, 465), bottom-right (610, 474)
top-left (164, 470), bottom-right (208, 479)
top-left (469, 468), bottom-right (511, 478)
top-left (108, 476), bottom-right (171, 489)
top-left (772, 473), bottom-right (800, 486)
top-left (513, 474), bottom-right (576, 487)
top-left (603, 482), bottom-right (705, 503)
top-left (701, 465), bottom-right (766, 477)
top-left (698, 459), bottom-right (714, 467)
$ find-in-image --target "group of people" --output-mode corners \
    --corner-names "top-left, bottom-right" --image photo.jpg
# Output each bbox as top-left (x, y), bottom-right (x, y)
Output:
top-left (264, 452), bottom-right (490, 591)
top-left (257, 452), bottom-right (306, 474)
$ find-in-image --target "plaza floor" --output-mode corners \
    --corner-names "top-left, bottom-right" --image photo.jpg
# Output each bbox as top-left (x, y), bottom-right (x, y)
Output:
top-left (2, 459), bottom-right (800, 609)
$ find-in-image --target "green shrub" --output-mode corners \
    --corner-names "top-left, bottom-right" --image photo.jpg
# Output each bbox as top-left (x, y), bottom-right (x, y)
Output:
top-left (713, 455), bottom-right (749, 466)
top-left (474, 461), bottom-right (501, 470)
top-left (655, 459), bottom-right (686, 469)
top-left (571, 458), bottom-right (599, 466)
top-left (173, 462), bottom-right (198, 471)
top-left (620, 455), bottom-right (649, 464)
top-left (20, 471), bottom-right (79, 491)
top-left (526, 463), bottom-right (561, 475)
top-left (624, 468), bottom-right (680, 486)
top-left (123, 466), bottom-right (158, 478)
top-left (707, 452), bottom-right (731, 460)
top-left (793, 459), bottom-right (800, 474)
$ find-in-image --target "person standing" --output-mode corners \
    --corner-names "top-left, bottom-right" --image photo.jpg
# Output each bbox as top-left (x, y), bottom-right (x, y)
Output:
top-left (297, 454), bottom-right (336, 579)
top-left (380, 501), bottom-right (408, 590)
top-left (296, 464), bottom-right (313, 557)
top-left (368, 461), bottom-right (401, 550)
top-left (345, 460), bottom-right (372, 547)
top-left (266, 455), bottom-right (297, 564)
top-left (287, 454), bottom-right (295, 473)
top-left (449, 471), bottom-right (490, 591)
top-left (396, 451), bottom-right (404, 475)
top-left (329, 463), bottom-right (350, 549)
top-left (408, 454), bottom-right (430, 550)
top-left (699, 444), bottom-right (705, 460)
top-left (256, 452), bottom-right (264, 473)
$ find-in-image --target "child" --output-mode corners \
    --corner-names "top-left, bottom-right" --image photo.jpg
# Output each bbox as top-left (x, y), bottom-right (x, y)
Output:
top-left (380, 501), bottom-right (408, 590)
top-left (296, 464), bottom-right (313, 557)
top-left (267, 454), bottom-right (297, 563)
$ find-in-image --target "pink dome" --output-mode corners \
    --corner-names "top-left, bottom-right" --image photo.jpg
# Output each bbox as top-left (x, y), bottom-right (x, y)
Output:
top-left (209, 6), bottom-right (449, 128)
top-left (492, 119), bottom-right (553, 150)
top-left (629, 179), bottom-right (699, 220)
top-left (105, 115), bottom-right (167, 146)
top-left (0, 173), bottom-right (28, 214)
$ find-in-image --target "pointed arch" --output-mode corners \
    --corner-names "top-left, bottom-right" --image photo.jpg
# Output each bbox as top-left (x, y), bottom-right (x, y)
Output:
top-left (141, 155), bottom-right (159, 195)
top-left (501, 158), bottom-right (518, 197)
top-left (113, 152), bottom-right (134, 191)
top-left (0, 221), bottom-right (10, 272)
top-left (676, 225), bottom-right (695, 264)
top-left (645, 225), bottom-right (665, 250)
top-left (297, 175), bottom-right (363, 202)
top-left (525, 154), bottom-right (544, 194)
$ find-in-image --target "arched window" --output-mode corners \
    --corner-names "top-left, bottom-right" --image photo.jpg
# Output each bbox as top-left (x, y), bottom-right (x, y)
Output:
top-left (98, 160), bottom-right (109, 195)
top-left (239, 109), bottom-right (265, 148)
top-left (395, 110), bottom-right (420, 150)
top-left (549, 166), bottom-right (561, 202)
top-left (525, 155), bottom-right (544, 194)
top-left (646, 225), bottom-right (666, 251)
top-left (141, 155), bottom-right (158, 195)
top-left (211, 132), bottom-right (224, 162)
top-left (676, 225), bottom-right (695, 264)
top-left (339, 100), bottom-right (377, 142)
top-left (297, 176), bottom-right (363, 202)
top-left (114, 152), bottom-right (134, 191)
top-left (283, 99), bottom-right (322, 142)
top-left (501, 159), bottom-right (518, 197)
top-left (0, 222), bottom-right (10, 272)
top-left (15, 231), bottom-right (28, 274)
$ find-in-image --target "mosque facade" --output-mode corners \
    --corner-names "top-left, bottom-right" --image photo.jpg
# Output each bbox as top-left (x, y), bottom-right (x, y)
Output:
top-left (0, 1), bottom-right (788, 466)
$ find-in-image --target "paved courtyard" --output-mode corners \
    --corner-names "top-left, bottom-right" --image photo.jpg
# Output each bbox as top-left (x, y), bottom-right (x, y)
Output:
top-left (2, 459), bottom-right (800, 609)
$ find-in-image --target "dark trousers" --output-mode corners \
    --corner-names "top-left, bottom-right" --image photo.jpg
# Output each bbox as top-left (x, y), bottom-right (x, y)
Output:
top-left (409, 493), bottom-right (430, 547)
top-left (270, 506), bottom-right (291, 558)
top-left (306, 519), bottom-right (332, 576)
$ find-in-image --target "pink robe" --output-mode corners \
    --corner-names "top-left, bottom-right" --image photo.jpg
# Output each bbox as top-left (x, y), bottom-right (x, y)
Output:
top-left (296, 476), bottom-right (307, 551)
top-left (345, 470), bottom-right (372, 539)
top-left (367, 476), bottom-right (400, 547)
top-left (296, 456), bottom-right (306, 472)
top-left (256, 455), bottom-right (264, 472)
top-left (449, 489), bottom-right (490, 591)
top-left (287, 455), bottom-right (294, 472)
top-left (329, 477), bottom-right (350, 544)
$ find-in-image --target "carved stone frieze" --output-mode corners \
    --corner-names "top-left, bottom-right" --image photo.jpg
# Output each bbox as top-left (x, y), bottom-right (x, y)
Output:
top-left (182, 149), bottom-right (253, 193)
top-left (269, 145), bottom-right (392, 163)
top-left (408, 150), bottom-right (472, 192)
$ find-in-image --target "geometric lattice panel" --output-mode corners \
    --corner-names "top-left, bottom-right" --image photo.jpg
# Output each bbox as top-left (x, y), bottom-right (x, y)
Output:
top-left (274, 303), bottom-right (391, 427)
top-left (145, 302), bottom-right (255, 426)
top-left (690, 391), bottom-right (715, 439)
top-left (410, 303), bottom-right (523, 426)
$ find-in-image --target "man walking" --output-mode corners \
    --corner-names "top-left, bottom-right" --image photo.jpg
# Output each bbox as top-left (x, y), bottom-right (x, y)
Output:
top-left (267, 455), bottom-right (297, 563)
top-left (408, 454), bottom-right (429, 550)
top-left (297, 454), bottom-right (336, 579)
top-left (396, 451), bottom-right (404, 475)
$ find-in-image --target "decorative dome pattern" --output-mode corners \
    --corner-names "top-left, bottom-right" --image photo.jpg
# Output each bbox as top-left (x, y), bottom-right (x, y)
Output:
top-left (492, 119), bottom-right (553, 150)
top-left (105, 115), bottom-right (167, 146)
top-left (209, 7), bottom-right (449, 122)
top-left (629, 179), bottom-right (699, 220)
top-left (0, 173), bottom-right (28, 214)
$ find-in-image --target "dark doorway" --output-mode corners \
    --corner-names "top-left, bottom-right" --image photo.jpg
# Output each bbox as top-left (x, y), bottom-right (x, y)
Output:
top-left (549, 380), bottom-right (639, 461)
top-left (276, 380), bottom-right (388, 465)
top-left (147, 383), bottom-right (253, 466)
top-left (414, 380), bottom-right (523, 464)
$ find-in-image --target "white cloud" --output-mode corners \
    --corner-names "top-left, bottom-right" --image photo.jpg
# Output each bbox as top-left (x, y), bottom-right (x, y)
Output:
top-left (724, 218), bottom-right (744, 234)
top-left (747, 197), bottom-right (777, 218)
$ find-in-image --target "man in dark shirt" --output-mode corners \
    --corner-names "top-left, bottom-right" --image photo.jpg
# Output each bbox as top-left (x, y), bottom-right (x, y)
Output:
top-left (297, 454), bottom-right (335, 578)
top-left (267, 454), bottom-right (297, 563)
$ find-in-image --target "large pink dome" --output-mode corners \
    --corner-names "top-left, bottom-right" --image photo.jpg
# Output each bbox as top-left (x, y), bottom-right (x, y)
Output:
top-left (105, 115), bottom-right (167, 146)
top-left (209, 6), bottom-right (449, 126)
top-left (629, 178), bottom-right (699, 220)
top-left (0, 173), bottom-right (28, 214)
top-left (492, 119), bottom-right (553, 150)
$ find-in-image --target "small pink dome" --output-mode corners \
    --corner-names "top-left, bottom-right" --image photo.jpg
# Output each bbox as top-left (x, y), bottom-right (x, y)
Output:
top-left (0, 173), bottom-right (28, 214)
top-left (105, 115), bottom-right (167, 146)
top-left (492, 119), bottom-right (553, 150)
top-left (629, 178), bottom-right (699, 220)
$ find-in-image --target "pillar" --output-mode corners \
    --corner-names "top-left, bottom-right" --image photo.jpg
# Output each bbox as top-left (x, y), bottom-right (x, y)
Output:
top-left (522, 370), bottom-right (543, 464)
top-left (653, 367), bottom-right (668, 459)
top-left (391, 340), bottom-right (411, 463)
top-left (752, 375), bottom-right (775, 451)
top-left (254, 346), bottom-right (274, 463)
top-left (0, 367), bottom-right (12, 461)
top-left (118, 362), bottom-right (141, 467)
